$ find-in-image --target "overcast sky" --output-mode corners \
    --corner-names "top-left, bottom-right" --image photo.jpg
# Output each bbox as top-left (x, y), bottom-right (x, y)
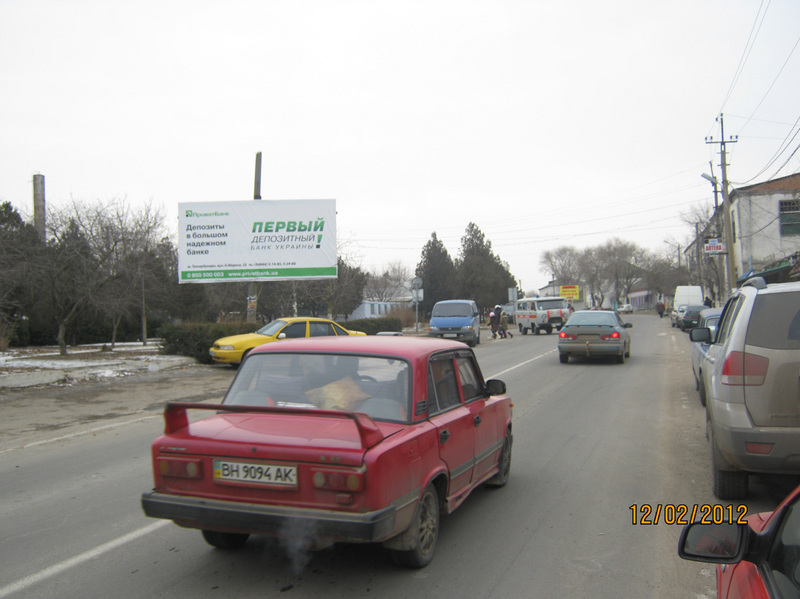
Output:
top-left (2, 0), bottom-right (799, 294)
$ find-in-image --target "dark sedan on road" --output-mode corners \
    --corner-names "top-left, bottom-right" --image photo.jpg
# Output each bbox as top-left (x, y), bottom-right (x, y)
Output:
top-left (679, 304), bottom-right (707, 331)
top-left (557, 310), bottom-right (632, 364)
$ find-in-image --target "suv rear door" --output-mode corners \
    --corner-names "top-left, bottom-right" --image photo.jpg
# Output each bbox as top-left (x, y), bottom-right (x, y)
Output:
top-left (741, 290), bottom-right (800, 427)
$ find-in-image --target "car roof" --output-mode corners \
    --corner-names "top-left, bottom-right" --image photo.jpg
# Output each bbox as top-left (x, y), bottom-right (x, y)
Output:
top-left (249, 335), bottom-right (469, 358)
top-left (273, 316), bottom-right (342, 323)
top-left (566, 310), bottom-right (620, 323)
top-left (699, 307), bottom-right (723, 317)
top-left (759, 280), bottom-right (800, 295)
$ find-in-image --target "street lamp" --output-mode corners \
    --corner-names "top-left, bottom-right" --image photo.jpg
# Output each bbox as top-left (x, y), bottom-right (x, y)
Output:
top-left (701, 172), bottom-right (719, 209)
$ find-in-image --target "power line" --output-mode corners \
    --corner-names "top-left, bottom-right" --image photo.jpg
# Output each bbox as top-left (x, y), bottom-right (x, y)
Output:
top-left (719, 0), bottom-right (771, 114)
top-left (738, 33), bottom-right (800, 136)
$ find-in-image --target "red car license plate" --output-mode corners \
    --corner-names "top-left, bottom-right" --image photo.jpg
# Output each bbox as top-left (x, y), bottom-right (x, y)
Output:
top-left (213, 460), bottom-right (297, 487)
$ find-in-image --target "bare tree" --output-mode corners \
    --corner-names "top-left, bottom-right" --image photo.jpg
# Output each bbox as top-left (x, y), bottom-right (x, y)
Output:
top-left (89, 200), bottom-right (168, 345)
top-left (364, 261), bottom-right (411, 301)
top-left (540, 246), bottom-right (582, 284)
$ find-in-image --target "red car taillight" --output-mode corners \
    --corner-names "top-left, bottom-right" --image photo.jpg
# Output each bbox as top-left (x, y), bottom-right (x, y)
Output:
top-left (157, 457), bottom-right (203, 479)
top-left (601, 331), bottom-right (620, 341)
top-left (559, 331), bottom-right (576, 340)
top-left (721, 351), bottom-right (769, 386)
top-left (311, 469), bottom-right (364, 492)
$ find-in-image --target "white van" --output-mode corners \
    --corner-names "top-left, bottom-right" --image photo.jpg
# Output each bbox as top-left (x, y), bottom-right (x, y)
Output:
top-left (671, 286), bottom-right (704, 327)
top-left (674, 285), bottom-right (704, 307)
top-left (515, 296), bottom-right (571, 335)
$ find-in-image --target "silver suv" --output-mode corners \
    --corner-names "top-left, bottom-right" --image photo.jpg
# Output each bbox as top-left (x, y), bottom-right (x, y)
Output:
top-left (691, 277), bottom-right (800, 499)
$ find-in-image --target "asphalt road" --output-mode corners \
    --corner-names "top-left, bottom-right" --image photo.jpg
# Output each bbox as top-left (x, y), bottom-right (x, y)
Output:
top-left (1, 314), bottom-right (797, 598)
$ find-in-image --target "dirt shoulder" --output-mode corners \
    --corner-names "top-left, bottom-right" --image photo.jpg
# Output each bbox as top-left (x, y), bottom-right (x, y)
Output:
top-left (0, 354), bottom-right (235, 452)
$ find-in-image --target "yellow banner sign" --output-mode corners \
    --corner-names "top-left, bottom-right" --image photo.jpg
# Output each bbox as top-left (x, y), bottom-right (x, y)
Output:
top-left (559, 285), bottom-right (580, 300)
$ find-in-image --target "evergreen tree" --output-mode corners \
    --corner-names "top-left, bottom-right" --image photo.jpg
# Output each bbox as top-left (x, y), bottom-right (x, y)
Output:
top-left (455, 223), bottom-right (517, 311)
top-left (415, 232), bottom-right (456, 316)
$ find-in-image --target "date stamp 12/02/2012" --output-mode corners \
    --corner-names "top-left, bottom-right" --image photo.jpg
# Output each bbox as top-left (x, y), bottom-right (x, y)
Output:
top-left (630, 504), bottom-right (749, 526)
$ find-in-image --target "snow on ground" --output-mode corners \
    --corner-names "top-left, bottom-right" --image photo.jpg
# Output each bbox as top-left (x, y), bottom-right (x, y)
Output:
top-left (0, 341), bottom-right (195, 389)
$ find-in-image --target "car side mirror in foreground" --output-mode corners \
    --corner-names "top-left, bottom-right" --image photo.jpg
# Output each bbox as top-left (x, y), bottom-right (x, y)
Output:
top-left (689, 328), bottom-right (711, 343)
top-left (485, 379), bottom-right (506, 396)
top-left (678, 522), bottom-right (748, 564)
top-left (624, 323), bottom-right (632, 328)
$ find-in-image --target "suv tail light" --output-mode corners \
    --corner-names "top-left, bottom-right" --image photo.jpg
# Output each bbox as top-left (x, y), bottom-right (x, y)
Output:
top-left (721, 351), bottom-right (769, 386)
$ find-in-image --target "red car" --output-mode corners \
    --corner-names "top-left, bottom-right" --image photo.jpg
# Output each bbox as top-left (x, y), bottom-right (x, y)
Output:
top-left (142, 336), bottom-right (512, 568)
top-left (679, 483), bottom-right (800, 597)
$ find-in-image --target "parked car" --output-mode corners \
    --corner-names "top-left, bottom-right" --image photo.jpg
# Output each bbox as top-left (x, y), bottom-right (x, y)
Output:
top-left (209, 317), bottom-right (365, 366)
top-left (679, 304), bottom-right (708, 331)
top-left (690, 277), bottom-right (800, 499)
top-left (679, 481), bottom-right (800, 598)
top-left (618, 304), bottom-right (634, 314)
top-left (557, 310), bottom-right (632, 364)
top-left (691, 307), bottom-right (723, 406)
top-left (142, 336), bottom-right (513, 568)
top-left (671, 305), bottom-right (687, 328)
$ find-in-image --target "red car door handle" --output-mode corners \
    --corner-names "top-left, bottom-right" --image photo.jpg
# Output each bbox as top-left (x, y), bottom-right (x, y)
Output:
top-left (440, 430), bottom-right (450, 443)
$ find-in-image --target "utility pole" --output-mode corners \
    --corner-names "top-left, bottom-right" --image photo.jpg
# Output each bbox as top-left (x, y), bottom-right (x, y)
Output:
top-left (705, 114), bottom-right (737, 299)
top-left (695, 222), bottom-right (703, 291)
top-left (32, 174), bottom-right (46, 241)
top-left (246, 152), bottom-right (262, 324)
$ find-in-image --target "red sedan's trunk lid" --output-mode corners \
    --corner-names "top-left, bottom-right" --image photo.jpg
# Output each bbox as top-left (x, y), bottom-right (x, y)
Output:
top-left (159, 403), bottom-right (400, 466)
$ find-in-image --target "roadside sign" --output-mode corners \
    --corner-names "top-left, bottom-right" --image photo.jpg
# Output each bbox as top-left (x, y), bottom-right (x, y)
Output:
top-left (704, 238), bottom-right (724, 254)
top-left (560, 285), bottom-right (580, 300)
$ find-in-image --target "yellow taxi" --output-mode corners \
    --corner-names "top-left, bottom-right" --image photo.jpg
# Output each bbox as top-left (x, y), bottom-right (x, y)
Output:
top-left (209, 317), bottom-right (366, 366)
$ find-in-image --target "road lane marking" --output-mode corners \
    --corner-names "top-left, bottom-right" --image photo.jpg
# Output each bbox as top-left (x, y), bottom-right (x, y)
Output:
top-left (488, 349), bottom-right (556, 379)
top-left (0, 520), bottom-right (170, 598)
top-left (0, 415), bottom-right (160, 455)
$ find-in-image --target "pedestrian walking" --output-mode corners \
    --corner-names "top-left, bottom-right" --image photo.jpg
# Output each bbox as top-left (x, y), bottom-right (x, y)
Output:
top-left (489, 310), bottom-right (499, 339)
top-left (499, 311), bottom-right (513, 339)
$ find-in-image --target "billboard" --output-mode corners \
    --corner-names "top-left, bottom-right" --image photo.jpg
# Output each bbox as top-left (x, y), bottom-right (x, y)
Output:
top-left (178, 200), bottom-right (337, 283)
top-left (559, 285), bottom-right (580, 300)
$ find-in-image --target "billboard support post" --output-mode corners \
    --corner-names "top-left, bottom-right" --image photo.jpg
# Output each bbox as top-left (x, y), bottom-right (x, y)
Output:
top-left (247, 152), bottom-right (263, 323)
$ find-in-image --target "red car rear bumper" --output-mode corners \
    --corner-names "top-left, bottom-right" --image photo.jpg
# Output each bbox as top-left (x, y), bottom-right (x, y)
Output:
top-left (141, 491), bottom-right (397, 543)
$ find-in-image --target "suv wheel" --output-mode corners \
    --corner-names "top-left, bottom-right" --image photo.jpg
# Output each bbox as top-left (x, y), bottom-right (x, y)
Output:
top-left (710, 428), bottom-right (748, 499)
